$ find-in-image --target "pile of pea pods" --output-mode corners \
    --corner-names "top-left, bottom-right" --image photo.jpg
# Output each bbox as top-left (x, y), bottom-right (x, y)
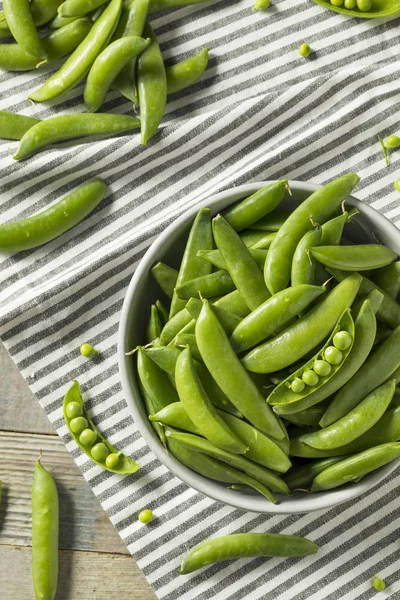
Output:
top-left (137, 173), bottom-right (400, 503)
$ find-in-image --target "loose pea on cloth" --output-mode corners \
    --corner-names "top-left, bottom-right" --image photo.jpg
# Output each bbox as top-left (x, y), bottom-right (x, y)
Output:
top-left (1, 0), bottom-right (400, 597)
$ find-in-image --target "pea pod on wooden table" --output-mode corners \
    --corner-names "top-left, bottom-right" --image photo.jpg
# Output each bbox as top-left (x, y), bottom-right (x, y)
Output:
top-left (3, 0), bottom-right (48, 60)
top-left (64, 381), bottom-right (140, 472)
top-left (310, 244), bottom-right (397, 271)
top-left (166, 48), bottom-right (209, 95)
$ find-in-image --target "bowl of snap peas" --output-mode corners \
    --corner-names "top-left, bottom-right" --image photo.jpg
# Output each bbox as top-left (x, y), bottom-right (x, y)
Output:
top-left (119, 175), bottom-right (400, 513)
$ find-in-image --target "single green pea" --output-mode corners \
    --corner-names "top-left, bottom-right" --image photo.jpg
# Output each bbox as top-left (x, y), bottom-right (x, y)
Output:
top-left (290, 377), bottom-right (306, 393)
top-left (313, 360), bottom-right (332, 377)
top-left (330, 0), bottom-right (344, 6)
top-left (324, 346), bottom-right (343, 365)
top-left (333, 330), bottom-right (352, 350)
top-left (65, 401), bottom-right (83, 419)
top-left (394, 179), bottom-right (400, 192)
top-left (344, 0), bottom-right (356, 8)
top-left (138, 509), bottom-right (154, 524)
top-left (91, 442), bottom-right (110, 462)
top-left (385, 135), bottom-right (400, 149)
top-left (372, 576), bottom-right (386, 591)
top-left (79, 428), bottom-right (97, 447)
top-left (80, 343), bottom-right (98, 358)
top-left (105, 452), bottom-right (121, 469)
top-left (299, 44), bottom-right (311, 58)
top-left (302, 370), bottom-right (319, 386)
top-left (356, 0), bottom-right (372, 10)
top-left (69, 416), bottom-right (88, 434)
top-left (252, 0), bottom-right (270, 9)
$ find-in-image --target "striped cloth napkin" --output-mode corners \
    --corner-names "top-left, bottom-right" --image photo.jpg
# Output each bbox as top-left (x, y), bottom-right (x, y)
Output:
top-left (1, 0), bottom-right (400, 597)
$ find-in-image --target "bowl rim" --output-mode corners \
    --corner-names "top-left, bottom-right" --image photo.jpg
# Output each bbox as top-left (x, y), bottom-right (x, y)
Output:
top-left (118, 179), bottom-right (400, 514)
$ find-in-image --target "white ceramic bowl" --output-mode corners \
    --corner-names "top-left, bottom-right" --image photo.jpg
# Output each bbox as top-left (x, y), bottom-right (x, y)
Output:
top-left (118, 180), bottom-right (400, 514)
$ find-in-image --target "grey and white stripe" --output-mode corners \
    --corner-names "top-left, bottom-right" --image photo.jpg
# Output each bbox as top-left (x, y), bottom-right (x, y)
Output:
top-left (1, 0), bottom-right (400, 597)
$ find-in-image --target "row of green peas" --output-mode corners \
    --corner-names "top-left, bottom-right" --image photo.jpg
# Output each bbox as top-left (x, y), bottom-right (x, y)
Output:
top-left (329, 0), bottom-right (372, 11)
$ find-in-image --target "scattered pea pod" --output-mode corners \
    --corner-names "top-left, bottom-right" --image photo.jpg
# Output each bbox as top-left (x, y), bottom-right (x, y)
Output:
top-left (0, 111), bottom-right (40, 140)
top-left (310, 244), bottom-right (397, 271)
top-left (166, 48), bottom-right (209, 95)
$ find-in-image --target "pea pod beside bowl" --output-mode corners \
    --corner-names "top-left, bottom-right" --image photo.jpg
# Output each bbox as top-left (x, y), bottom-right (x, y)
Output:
top-left (312, 0), bottom-right (400, 17)
top-left (118, 181), bottom-right (400, 515)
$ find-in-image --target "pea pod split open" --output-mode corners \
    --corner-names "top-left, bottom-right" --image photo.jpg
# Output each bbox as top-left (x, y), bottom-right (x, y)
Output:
top-left (311, 0), bottom-right (400, 19)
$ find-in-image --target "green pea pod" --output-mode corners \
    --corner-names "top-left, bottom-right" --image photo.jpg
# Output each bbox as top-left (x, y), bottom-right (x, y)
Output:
top-left (320, 211), bottom-right (349, 245)
top-left (230, 284), bottom-right (326, 354)
top-left (49, 13), bottom-right (81, 27)
top-left (151, 262), bottom-right (178, 299)
top-left (0, 179), bottom-right (106, 253)
top-left (137, 346), bottom-right (180, 411)
top-left (213, 289), bottom-right (251, 317)
top-left (0, 18), bottom-right (93, 71)
top-left (321, 325), bottom-right (400, 426)
top-left (175, 270), bottom-right (235, 300)
top-left (310, 0), bottom-right (400, 19)
top-left (250, 232), bottom-right (277, 249)
top-left (167, 431), bottom-right (289, 496)
top-left (370, 262), bottom-right (400, 299)
top-left (242, 274), bottom-right (361, 374)
top-left (29, 0), bottom-right (122, 102)
top-left (268, 310), bottom-right (354, 408)
top-left (284, 457), bottom-right (344, 491)
top-left (137, 21), bottom-right (167, 145)
top-left (197, 248), bottom-right (267, 272)
top-left (350, 289), bottom-right (384, 320)
top-left (150, 401), bottom-right (202, 434)
top-left (310, 245), bottom-right (397, 271)
top-left (0, 0), bottom-right (63, 38)
top-left (175, 347), bottom-right (247, 454)
top-left (167, 435), bottom-right (276, 503)
top-left (283, 405), bottom-right (326, 427)
top-left (166, 47), bottom-right (209, 95)
top-left (155, 299), bottom-right (168, 326)
top-left (185, 297), bottom-right (242, 336)
top-left (291, 225), bottom-right (322, 287)
top-left (239, 230), bottom-right (277, 249)
top-left (84, 36), bottom-right (150, 111)
top-left (249, 209), bottom-right (290, 232)
top-left (32, 457), bottom-right (59, 600)
top-left (174, 333), bottom-right (202, 361)
top-left (3, 0), bottom-right (47, 59)
top-left (264, 174), bottom-right (360, 294)
top-left (213, 215), bottom-right (270, 310)
top-left (222, 181), bottom-right (288, 232)
top-left (310, 442), bottom-right (400, 492)
top-left (0, 111), bottom-right (40, 139)
top-left (139, 379), bottom-right (166, 443)
top-left (170, 208), bottom-right (213, 317)
top-left (196, 300), bottom-right (285, 440)
top-left (148, 0), bottom-right (207, 11)
top-left (146, 304), bottom-right (163, 343)
top-left (159, 309), bottom-right (192, 345)
top-left (63, 381), bottom-right (140, 472)
top-left (58, 0), bottom-right (109, 17)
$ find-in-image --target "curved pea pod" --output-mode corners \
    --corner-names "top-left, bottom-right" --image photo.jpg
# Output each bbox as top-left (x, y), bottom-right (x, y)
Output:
top-left (63, 381), bottom-right (140, 473)
top-left (264, 174), bottom-right (360, 294)
top-left (230, 284), bottom-right (325, 354)
top-left (242, 273), bottom-right (361, 374)
top-left (151, 262), bottom-right (178, 299)
top-left (175, 270), bottom-right (235, 300)
top-left (167, 435), bottom-right (276, 503)
top-left (3, 0), bottom-right (47, 60)
top-left (310, 442), bottom-right (400, 493)
top-left (137, 346), bottom-right (179, 410)
top-left (185, 297), bottom-right (242, 336)
top-left (222, 181), bottom-right (288, 232)
top-left (291, 225), bottom-right (322, 287)
top-left (213, 290), bottom-right (250, 317)
top-left (351, 288), bottom-right (384, 320)
top-left (167, 431), bottom-right (289, 496)
top-left (310, 244), bottom-right (397, 271)
top-left (284, 457), bottom-right (344, 491)
top-left (159, 309), bottom-right (192, 345)
top-left (370, 262), bottom-right (400, 299)
top-left (320, 211), bottom-right (349, 245)
top-left (50, 13), bottom-right (82, 27)
top-left (283, 406), bottom-right (326, 427)
top-left (175, 347), bottom-right (246, 454)
top-left (150, 401), bottom-right (202, 434)
top-left (310, 0), bottom-right (400, 19)
top-left (145, 304), bottom-right (163, 343)
top-left (321, 325), bottom-right (400, 426)
top-left (166, 47), bottom-right (209, 95)
top-left (0, 0), bottom-right (63, 40)
top-left (174, 333), bottom-right (202, 361)
top-left (196, 248), bottom-right (267, 272)
top-left (213, 215), bottom-right (270, 311)
top-left (249, 209), bottom-right (290, 232)
top-left (139, 379), bottom-right (166, 443)
top-left (196, 300), bottom-right (285, 441)
top-left (155, 299), bottom-right (168, 326)
top-left (268, 310), bottom-right (354, 409)
top-left (0, 111), bottom-right (40, 140)
top-left (58, 0), bottom-right (108, 17)
top-left (240, 230), bottom-right (277, 249)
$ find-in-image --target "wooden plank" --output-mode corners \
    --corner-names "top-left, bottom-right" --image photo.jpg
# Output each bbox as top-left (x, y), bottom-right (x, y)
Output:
top-left (0, 545), bottom-right (157, 600)
top-left (0, 431), bottom-right (129, 555)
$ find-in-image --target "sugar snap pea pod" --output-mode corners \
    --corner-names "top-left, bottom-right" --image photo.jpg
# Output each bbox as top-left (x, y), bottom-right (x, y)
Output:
top-left (175, 347), bottom-right (247, 454)
top-left (14, 113), bottom-right (139, 160)
top-left (166, 47), bottom-right (209, 95)
top-left (64, 381), bottom-right (140, 472)
top-left (84, 36), bottom-right (150, 111)
top-left (230, 284), bottom-right (325, 354)
top-left (310, 245), bottom-right (397, 271)
top-left (0, 19), bottom-right (93, 71)
top-left (239, 230), bottom-right (276, 249)
top-left (213, 215), bottom-right (270, 311)
top-left (3, 0), bottom-right (47, 60)
top-left (50, 13), bottom-right (81, 27)
top-left (277, 299), bottom-right (378, 417)
top-left (350, 289), bottom-right (384, 321)
top-left (249, 209), bottom-right (291, 232)
top-left (180, 532), bottom-right (317, 574)
top-left (283, 406), bottom-right (326, 427)
top-left (213, 290), bottom-right (250, 317)
top-left (170, 208), bottom-right (213, 317)
top-left (321, 325), bottom-right (400, 426)
top-left (140, 379), bottom-right (166, 443)
top-left (151, 262), bottom-right (178, 299)
top-left (58, 0), bottom-right (109, 17)
top-left (320, 211), bottom-right (349, 245)
top-left (250, 232), bottom-right (277, 250)
top-left (174, 333), bottom-right (202, 361)
top-left (0, 0), bottom-right (63, 39)
top-left (267, 310), bottom-right (354, 407)
top-left (32, 456), bottom-right (59, 600)
top-left (155, 299), bottom-right (168, 326)
top-left (148, 0), bottom-right (207, 11)
top-left (29, 0), bottom-right (122, 102)
top-left (291, 225), bottom-right (322, 287)
top-left (242, 274), bottom-right (361, 374)
top-left (374, 326), bottom-right (393, 346)
top-left (284, 457), bottom-right (344, 491)
top-left (222, 181), bottom-right (288, 232)
top-left (300, 379), bottom-right (396, 450)
top-left (264, 174), bottom-right (360, 294)
top-left (167, 431), bottom-right (289, 495)
top-left (0, 179), bottom-right (106, 253)
top-left (0, 111), bottom-right (40, 140)
top-left (310, 442), bottom-right (400, 493)
top-left (175, 270), bottom-right (235, 300)
top-left (185, 297), bottom-right (242, 336)
top-left (371, 262), bottom-right (400, 299)
top-left (167, 435), bottom-right (276, 502)
top-left (197, 248), bottom-right (267, 272)
top-left (146, 304), bottom-right (163, 343)
top-left (137, 21), bottom-right (167, 145)
top-left (150, 401), bottom-right (202, 434)
top-left (196, 300), bottom-right (285, 440)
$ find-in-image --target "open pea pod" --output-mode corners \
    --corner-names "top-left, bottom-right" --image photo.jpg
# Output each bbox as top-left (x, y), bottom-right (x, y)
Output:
top-left (63, 380), bottom-right (140, 474)
top-left (268, 309), bottom-right (354, 408)
top-left (311, 0), bottom-right (400, 18)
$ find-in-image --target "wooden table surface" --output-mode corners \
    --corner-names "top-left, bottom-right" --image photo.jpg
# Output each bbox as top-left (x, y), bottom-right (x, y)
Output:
top-left (0, 340), bottom-right (157, 600)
